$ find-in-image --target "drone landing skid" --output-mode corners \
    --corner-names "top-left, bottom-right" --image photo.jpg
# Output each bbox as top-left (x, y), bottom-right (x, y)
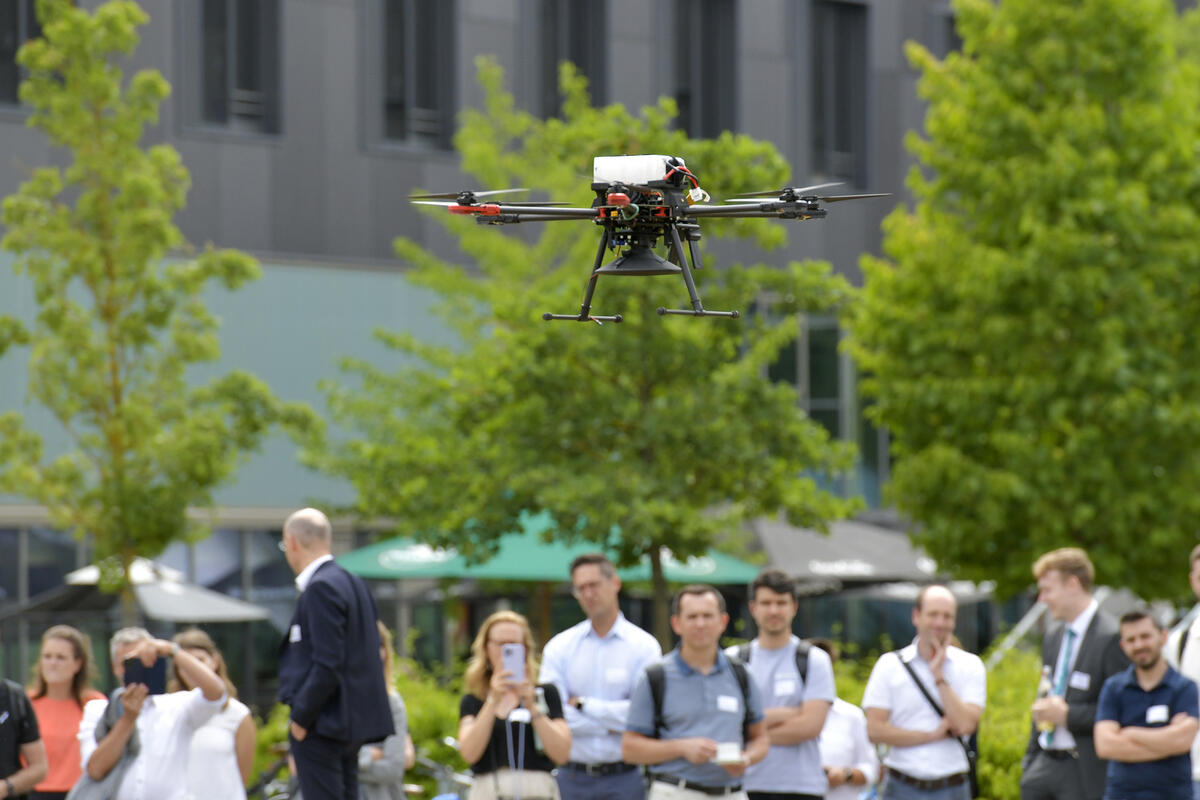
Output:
top-left (541, 221), bottom-right (739, 324)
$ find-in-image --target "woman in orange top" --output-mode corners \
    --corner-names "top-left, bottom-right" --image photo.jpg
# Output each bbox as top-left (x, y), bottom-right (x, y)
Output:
top-left (27, 625), bottom-right (105, 800)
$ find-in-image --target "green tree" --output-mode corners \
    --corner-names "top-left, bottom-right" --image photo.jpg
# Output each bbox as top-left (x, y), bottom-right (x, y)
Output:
top-left (0, 0), bottom-right (317, 615)
top-left (845, 0), bottom-right (1200, 597)
top-left (310, 59), bottom-right (859, 644)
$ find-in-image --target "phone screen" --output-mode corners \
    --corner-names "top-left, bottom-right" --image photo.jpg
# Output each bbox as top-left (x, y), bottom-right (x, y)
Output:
top-left (500, 643), bottom-right (526, 683)
top-left (123, 657), bottom-right (168, 695)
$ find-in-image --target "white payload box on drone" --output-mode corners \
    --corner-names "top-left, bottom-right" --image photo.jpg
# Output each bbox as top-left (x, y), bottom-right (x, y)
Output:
top-left (592, 155), bottom-right (684, 185)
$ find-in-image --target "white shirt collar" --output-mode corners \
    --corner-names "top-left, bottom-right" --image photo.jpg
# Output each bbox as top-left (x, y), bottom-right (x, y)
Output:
top-left (1067, 598), bottom-right (1099, 639)
top-left (585, 612), bottom-right (630, 640)
top-left (295, 554), bottom-right (334, 592)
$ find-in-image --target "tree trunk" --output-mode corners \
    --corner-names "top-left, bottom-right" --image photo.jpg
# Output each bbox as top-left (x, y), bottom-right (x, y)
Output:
top-left (119, 551), bottom-right (138, 628)
top-left (535, 581), bottom-right (552, 652)
top-left (650, 544), bottom-right (671, 649)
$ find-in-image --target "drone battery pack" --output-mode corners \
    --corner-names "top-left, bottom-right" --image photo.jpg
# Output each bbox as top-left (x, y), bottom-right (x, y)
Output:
top-left (593, 155), bottom-right (684, 186)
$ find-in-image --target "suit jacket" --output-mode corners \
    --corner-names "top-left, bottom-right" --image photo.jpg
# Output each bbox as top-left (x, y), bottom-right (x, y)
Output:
top-left (1023, 608), bottom-right (1129, 800)
top-left (278, 559), bottom-right (395, 744)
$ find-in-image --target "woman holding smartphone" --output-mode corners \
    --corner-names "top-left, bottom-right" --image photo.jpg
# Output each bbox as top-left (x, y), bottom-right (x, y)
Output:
top-left (458, 611), bottom-right (571, 800)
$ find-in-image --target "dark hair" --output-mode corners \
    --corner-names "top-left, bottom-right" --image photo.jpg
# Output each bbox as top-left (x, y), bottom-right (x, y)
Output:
top-left (29, 625), bottom-right (98, 709)
top-left (1119, 608), bottom-right (1162, 630)
top-left (808, 637), bottom-right (839, 663)
top-left (750, 569), bottom-right (796, 600)
top-left (670, 584), bottom-right (726, 615)
top-left (915, 583), bottom-right (955, 611)
top-left (570, 552), bottom-right (616, 579)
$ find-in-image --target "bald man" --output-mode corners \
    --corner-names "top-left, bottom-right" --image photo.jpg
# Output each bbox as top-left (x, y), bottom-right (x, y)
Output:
top-left (862, 585), bottom-right (985, 799)
top-left (277, 508), bottom-right (394, 800)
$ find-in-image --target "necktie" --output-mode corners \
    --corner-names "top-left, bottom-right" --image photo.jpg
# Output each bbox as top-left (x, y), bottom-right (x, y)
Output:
top-left (1047, 628), bottom-right (1077, 747)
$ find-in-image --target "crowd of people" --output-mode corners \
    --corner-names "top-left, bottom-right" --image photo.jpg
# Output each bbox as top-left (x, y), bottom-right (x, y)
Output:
top-left (2, 509), bottom-right (1200, 800)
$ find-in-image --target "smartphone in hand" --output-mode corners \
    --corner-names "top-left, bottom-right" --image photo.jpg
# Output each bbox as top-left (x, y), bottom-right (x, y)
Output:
top-left (500, 643), bottom-right (525, 683)
top-left (123, 656), bottom-right (168, 695)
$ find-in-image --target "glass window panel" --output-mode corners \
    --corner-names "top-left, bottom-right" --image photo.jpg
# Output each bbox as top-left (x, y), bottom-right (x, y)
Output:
top-left (201, 0), bottom-right (228, 122)
top-left (811, 1), bottom-right (867, 184)
top-left (383, 0), bottom-right (406, 138)
top-left (768, 336), bottom-right (799, 387)
top-left (192, 528), bottom-right (242, 592)
top-left (234, 0), bottom-right (261, 93)
top-left (809, 406), bottom-right (840, 438)
top-left (27, 527), bottom-right (78, 598)
top-left (807, 326), bottom-right (840, 400)
top-left (0, 530), bottom-right (17, 606)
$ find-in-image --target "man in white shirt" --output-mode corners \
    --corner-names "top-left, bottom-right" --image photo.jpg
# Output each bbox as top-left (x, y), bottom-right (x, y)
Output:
top-left (1020, 547), bottom-right (1128, 800)
top-left (79, 627), bottom-right (227, 800)
top-left (1165, 542), bottom-right (1200, 800)
top-left (725, 569), bottom-right (835, 800)
top-left (862, 584), bottom-right (985, 799)
top-left (540, 553), bottom-right (662, 800)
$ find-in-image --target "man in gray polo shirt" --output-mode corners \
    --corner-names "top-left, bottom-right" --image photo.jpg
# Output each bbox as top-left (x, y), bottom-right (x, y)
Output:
top-left (624, 585), bottom-right (770, 800)
top-left (727, 569), bottom-right (835, 800)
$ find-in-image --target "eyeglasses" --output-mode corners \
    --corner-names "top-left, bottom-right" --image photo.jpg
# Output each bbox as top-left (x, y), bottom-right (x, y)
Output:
top-left (277, 539), bottom-right (287, 553)
top-left (572, 579), bottom-right (607, 597)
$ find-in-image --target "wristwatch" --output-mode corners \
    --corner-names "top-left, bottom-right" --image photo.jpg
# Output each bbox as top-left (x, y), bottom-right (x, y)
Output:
top-left (573, 697), bottom-right (585, 711)
top-left (5, 777), bottom-right (15, 797)
top-left (844, 767), bottom-right (854, 783)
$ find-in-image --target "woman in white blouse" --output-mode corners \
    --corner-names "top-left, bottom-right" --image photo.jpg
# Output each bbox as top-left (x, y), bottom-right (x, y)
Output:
top-left (812, 639), bottom-right (880, 800)
top-left (170, 628), bottom-right (257, 800)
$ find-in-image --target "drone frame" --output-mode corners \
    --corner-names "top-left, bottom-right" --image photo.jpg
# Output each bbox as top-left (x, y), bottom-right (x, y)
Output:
top-left (412, 171), bottom-right (888, 324)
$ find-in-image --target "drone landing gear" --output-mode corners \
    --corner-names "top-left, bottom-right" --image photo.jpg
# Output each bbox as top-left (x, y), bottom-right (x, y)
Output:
top-left (543, 230), bottom-right (624, 323)
top-left (656, 226), bottom-right (738, 318)
top-left (541, 222), bottom-right (740, 324)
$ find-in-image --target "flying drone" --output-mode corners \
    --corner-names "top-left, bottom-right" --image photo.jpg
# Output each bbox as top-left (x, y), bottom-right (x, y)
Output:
top-left (412, 155), bottom-right (889, 323)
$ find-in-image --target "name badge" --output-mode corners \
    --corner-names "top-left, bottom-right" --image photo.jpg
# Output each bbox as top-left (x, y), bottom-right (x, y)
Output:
top-left (289, 624), bottom-right (302, 643)
top-left (1068, 671), bottom-right (1091, 691)
top-left (717, 694), bottom-right (739, 713)
top-left (1147, 704), bottom-right (1170, 724)
top-left (605, 667), bottom-right (628, 683)
top-left (774, 679), bottom-right (796, 697)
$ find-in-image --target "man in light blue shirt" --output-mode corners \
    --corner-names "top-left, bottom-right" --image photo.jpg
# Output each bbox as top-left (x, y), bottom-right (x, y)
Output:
top-left (540, 553), bottom-right (662, 800)
top-left (624, 585), bottom-right (770, 800)
top-left (726, 569), bottom-right (835, 800)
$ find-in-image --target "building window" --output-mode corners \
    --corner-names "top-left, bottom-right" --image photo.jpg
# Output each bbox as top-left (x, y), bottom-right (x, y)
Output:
top-left (200, 0), bottom-right (281, 133)
top-left (384, 0), bottom-right (456, 148)
top-left (767, 315), bottom-right (841, 437)
top-left (0, 0), bottom-right (40, 106)
top-left (811, 0), bottom-right (868, 186)
top-left (537, 0), bottom-right (607, 116)
top-left (934, 10), bottom-right (962, 58)
top-left (673, 0), bottom-right (736, 138)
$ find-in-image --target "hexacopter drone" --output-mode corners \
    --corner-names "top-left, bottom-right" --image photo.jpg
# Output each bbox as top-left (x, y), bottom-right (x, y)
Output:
top-left (412, 154), bottom-right (888, 324)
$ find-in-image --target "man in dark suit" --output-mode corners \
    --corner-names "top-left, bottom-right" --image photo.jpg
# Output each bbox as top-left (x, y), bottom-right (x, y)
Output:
top-left (278, 507), bottom-right (394, 800)
top-left (1020, 547), bottom-right (1129, 800)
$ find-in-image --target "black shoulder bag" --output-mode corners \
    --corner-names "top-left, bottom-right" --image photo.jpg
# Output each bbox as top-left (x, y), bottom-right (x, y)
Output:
top-left (894, 652), bottom-right (979, 799)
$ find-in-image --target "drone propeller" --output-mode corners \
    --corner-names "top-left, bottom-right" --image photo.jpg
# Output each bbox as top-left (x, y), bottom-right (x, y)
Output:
top-left (722, 187), bottom-right (891, 204)
top-left (730, 182), bottom-right (844, 200)
top-left (412, 199), bottom-right (572, 207)
top-left (409, 188), bottom-right (531, 202)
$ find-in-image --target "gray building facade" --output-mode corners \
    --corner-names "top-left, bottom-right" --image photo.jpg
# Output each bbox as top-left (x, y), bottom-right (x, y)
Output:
top-left (0, 0), bottom-right (961, 699)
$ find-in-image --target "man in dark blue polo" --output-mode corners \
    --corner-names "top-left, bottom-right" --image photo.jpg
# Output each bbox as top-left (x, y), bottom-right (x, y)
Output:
top-left (623, 584), bottom-right (770, 800)
top-left (1094, 608), bottom-right (1199, 800)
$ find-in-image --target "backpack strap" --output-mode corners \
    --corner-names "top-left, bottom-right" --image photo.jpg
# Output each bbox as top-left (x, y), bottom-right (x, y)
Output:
top-left (737, 642), bottom-right (751, 663)
top-left (647, 663), bottom-right (666, 738)
top-left (728, 658), bottom-right (753, 742)
top-left (794, 639), bottom-right (811, 686)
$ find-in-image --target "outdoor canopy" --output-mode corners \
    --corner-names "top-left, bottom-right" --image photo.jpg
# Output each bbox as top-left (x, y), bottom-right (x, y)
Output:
top-left (337, 515), bottom-right (761, 585)
top-left (0, 557), bottom-right (274, 623)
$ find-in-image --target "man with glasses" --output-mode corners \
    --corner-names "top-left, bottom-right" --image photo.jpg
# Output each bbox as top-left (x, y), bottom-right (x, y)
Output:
top-left (540, 553), bottom-right (662, 800)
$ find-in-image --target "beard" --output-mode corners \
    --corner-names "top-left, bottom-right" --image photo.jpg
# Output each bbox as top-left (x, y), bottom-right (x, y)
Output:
top-left (1134, 651), bottom-right (1160, 670)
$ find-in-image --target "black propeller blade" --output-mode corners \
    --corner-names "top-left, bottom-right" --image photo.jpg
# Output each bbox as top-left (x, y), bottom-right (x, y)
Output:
top-left (730, 182), bottom-right (844, 200)
top-left (409, 188), bottom-right (531, 202)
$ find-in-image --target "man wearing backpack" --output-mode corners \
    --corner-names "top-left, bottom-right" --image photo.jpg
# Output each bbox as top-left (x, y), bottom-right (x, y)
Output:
top-left (623, 584), bottom-right (770, 800)
top-left (725, 570), bottom-right (835, 800)
top-left (0, 670), bottom-right (46, 800)
top-left (862, 584), bottom-right (985, 799)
